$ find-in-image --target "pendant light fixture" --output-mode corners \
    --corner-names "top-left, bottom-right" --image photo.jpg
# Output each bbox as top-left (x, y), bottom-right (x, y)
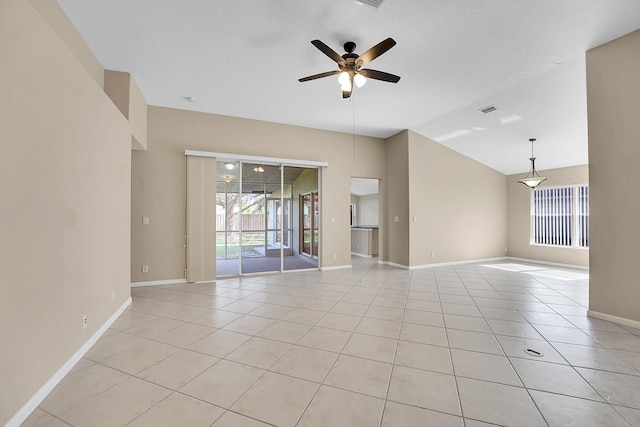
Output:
top-left (518, 138), bottom-right (548, 189)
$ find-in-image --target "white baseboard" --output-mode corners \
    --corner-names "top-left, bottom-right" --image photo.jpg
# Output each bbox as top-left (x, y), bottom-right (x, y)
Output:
top-left (587, 310), bottom-right (640, 330)
top-left (377, 260), bottom-right (410, 269)
top-left (351, 252), bottom-right (373, 258)
top-left (7, 297), bottom-right (132, 427)
top-left (507, 257), bottom-right (589, 271)
top-left (410, 257), bottom-right (509, 270)
top-left (379, 257), bottom-right (508, 270)
top-left (377, 256), bottom-right (589, 272)
top-left (320, 264), bottom-right (352, 271)
top-left (131, 278), bottom-right (188, 287)
top-left (283, 268), bottom-right (318, 274)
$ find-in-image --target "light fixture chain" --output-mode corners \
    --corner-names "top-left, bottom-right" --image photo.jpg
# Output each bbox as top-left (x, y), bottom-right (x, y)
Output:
top-left (352, 92), bottom-right (356, 162)
top-left (518, 137), bottom-right (548, 189)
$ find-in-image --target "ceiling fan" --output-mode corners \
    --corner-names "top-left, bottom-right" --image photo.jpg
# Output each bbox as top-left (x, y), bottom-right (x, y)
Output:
top-left (298, 38), bottom-right (400, 98)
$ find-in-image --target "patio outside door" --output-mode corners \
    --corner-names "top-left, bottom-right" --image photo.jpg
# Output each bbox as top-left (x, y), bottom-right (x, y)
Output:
top-left (216, 160), bottom-right (317, 276)
top-left (300, 192), bottom-right (318, 258)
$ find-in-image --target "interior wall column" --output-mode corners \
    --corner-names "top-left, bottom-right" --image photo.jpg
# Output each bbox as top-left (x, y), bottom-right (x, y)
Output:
top-left (587, 28), bottom-right (640, 326)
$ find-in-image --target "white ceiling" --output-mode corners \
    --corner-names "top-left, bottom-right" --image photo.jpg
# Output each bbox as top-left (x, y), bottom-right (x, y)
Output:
top-left (56, 0), bottom-right (640, 175)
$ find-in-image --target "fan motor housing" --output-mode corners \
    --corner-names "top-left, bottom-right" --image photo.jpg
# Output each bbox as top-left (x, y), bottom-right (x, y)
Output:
top-left (344, 41), bottom-right (357, 53)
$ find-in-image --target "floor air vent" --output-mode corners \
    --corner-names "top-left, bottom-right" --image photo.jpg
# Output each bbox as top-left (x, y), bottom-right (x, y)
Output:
top-left (524, 348), bottom-right (544, 357)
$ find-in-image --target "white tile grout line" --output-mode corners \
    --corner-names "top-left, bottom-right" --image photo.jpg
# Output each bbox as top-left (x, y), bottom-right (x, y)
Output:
top-left (31, 260), bottom-right (640, 427)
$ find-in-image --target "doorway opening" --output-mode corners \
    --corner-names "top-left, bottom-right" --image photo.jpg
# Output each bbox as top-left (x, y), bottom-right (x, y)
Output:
top-left (350, 177), bottom-right (381, 259)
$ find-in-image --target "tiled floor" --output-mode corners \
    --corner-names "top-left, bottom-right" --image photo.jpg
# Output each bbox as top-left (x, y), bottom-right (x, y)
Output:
top-left (25, 259), bottom-right (640, 426)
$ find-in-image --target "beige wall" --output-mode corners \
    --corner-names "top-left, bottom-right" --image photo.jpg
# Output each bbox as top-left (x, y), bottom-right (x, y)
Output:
top-left (0, 0), bottom-right (131, 424)
top-left (383, 131), bottom-right (411, 265)
top-left (587, 29), bottom-right (640, 323)
top-left (132, 107), bottom-right (387, 282)
top-left (507, 165), bottom-right (589, 267)
top-left (104, 70), bottom-right (148, 150)
top-left (408, 131), bottom-right (507, 266)
top-left (128, 75), bottom-right (148, 150)
top-left (104, 70), bottom-right (131, 118)
top-left (28, 0), bottom-right (104, 88)
top-left (355, 193), bottom-right (379, 226)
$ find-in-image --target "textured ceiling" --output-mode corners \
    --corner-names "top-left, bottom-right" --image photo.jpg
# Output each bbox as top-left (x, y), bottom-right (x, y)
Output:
top-left (57, 0), bottom-right (640, 174)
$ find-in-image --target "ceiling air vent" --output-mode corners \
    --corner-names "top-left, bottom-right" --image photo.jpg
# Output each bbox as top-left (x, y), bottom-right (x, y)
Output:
top-left (353, 0), bottom-right (384, 8)
top-left (479, 104), bottom-right (498, 114)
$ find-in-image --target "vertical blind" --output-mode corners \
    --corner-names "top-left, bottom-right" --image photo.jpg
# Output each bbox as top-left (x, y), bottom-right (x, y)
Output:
top-left (578, 185), bottom-right (589, 248)
top-left (186, 155), bottom-right (218, 282)
top-left (532, 185), bottom-right (588, 248)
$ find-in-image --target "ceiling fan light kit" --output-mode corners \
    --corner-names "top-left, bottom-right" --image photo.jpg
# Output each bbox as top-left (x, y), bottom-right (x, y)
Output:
top-left (518, 138), bottom-right (548, 189)
top-left (338, 71), bottom-right (352, 91)
top-left (299, 38), bottom-right (400, 98)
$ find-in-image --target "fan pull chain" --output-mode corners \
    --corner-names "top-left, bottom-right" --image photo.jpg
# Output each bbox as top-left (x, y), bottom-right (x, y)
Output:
top-left (352, 94), bottom-right (356, 162)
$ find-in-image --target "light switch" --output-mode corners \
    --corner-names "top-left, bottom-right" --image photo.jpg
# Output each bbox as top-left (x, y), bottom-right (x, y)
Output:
top-left (394, 216), bottom-right (399, 223)
top-left (142, 216), bottom-right (149, 225)
top-left (331, 217), bottom-right (335, 223)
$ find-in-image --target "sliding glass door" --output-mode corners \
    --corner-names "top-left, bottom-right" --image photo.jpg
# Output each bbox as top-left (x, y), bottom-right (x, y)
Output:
top-left (239, 164), bottom-right (282, 274)
top-left (215, 160), bottom-right (318, 276)
top-left (216, 162), bottom-right (241, 275)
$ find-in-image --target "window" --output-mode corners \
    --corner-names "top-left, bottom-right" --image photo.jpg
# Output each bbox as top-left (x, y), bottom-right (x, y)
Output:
top-left (531, 185), bottom-right (588, 248)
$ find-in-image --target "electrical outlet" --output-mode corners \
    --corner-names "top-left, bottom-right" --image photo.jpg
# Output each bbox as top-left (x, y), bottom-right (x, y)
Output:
top-left (431, 252), bottom-right (436, 258)
top-left (142, 216), bottom-right (149, 225)
top-left (112, 290), bottom-right (116, 302)
top-left (82, 315), bottom-right (88, 330)
top-left (142, 265), bottom-right (149, 273)
top-left (332, 254), bottom-right (337, 260)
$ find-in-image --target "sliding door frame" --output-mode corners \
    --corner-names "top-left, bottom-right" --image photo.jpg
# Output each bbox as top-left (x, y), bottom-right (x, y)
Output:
top-left (186, 150), bottom-right (327, 276)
